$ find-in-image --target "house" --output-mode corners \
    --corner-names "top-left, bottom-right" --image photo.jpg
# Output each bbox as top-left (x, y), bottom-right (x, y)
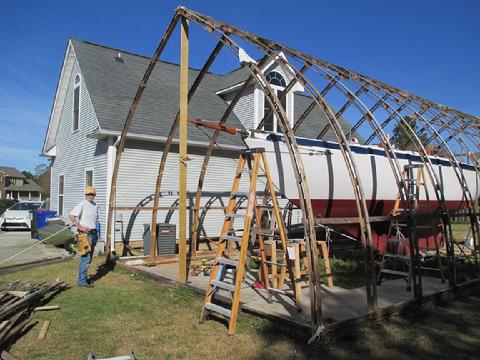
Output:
top-left (0, 166), bottom-right (45, 201)
top-left (41, 39), bottom-right (356, 253)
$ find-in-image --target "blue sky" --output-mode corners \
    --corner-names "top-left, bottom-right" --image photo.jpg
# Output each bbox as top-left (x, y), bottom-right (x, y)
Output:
top-left (0, 0), bottom-right (478, 171)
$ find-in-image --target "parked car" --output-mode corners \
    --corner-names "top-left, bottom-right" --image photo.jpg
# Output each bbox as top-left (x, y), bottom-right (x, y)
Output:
top-left (0, 201), bottom-right (46, 230)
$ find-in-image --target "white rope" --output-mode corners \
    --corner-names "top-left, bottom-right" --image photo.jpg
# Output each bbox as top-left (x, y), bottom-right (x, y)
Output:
top-left (0, 226), bottom-right (73, 266)
top-left (316, 223), bottom-right (360, 243)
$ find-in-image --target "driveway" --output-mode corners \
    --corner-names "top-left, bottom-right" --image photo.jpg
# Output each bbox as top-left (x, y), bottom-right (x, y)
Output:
top-left (0, 230), bottom-right (69, 268)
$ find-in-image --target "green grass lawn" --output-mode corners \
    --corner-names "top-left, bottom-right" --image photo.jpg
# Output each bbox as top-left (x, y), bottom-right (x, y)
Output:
top-left (451, 222), bottom-right (472, 242)
top-left (1, 258), bottom-right (480, 359)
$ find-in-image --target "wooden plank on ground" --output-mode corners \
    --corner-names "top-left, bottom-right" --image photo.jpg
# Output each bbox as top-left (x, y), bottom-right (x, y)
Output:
top-left (0, 321), bottom-right (8, 332)
top-left (7, 291), bottom-right (28, 298)
top-left (37, 320), bottom-right (50, 340)
top-left (0, 350), bottom-right (18, 360)
top-left (34, 305), bottom-right (60, 312)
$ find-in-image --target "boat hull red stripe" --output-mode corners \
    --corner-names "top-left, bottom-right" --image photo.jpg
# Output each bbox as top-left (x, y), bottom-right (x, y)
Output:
top-left (289, 198), bottom-right (462, 253)
top-left (290, 199), bottom-right (466, 218)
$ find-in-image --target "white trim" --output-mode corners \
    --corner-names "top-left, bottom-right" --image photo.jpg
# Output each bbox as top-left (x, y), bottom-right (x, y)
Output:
top-left (42, 40), bottom-right (74, 153)
top-left (263, 87), bottom-right (290, 132)
top-left (84, 167), bottom-right (94, 189)
top-left (215, 82), bottom-right (244, 95)
top-left (58, 173), bottom-right (65, 216)
top-left (72, 73), bottom-right (82, 133)
top-left (106, 139), bottom-right (117, 249)
top-left (262, 51), bottom-right (289, 75)
top-left (262, 53), bottom-right (304, 93)
top-left (216, 53), bottom-right (290, 95)
top-left (86, 129), bottom-right (245, 151)
top-left (289, 92), bottom-right (294, 127)
top-left (253, 85), bottom-right (259, 128)
top-left (44, 145), bottom-right (57, 157)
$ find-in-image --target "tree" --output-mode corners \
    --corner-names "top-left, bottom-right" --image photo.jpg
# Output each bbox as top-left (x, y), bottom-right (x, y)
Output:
top-left (34, 164), bottom-right (49, 178)
top-left (391, 116), bottom-right (428, 151)
top-left (22, 170), bottom-right (34, 180)
top-left (22, 163), bottom-right (51, 198)
top-left (34, 163), bottom-right (51, 198)
top-left (36, 169), bottom-right (51, 198)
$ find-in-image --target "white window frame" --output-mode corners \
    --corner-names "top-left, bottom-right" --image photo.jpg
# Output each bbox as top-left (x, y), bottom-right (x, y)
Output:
top-left (58, 174), bottom-right (65, 216)
top-left (84, 168), bottom-right (94, 188)
top-left (72, 74), bottom-right (81, 132)
top-left (262, 84), bottom-right (290, 132)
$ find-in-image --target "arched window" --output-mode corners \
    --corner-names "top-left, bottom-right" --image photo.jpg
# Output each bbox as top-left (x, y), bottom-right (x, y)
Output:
top-left (266, 71), bottom-right (286, 87)
top-left (73, 74), bottom-right (81, 131)
top-left (263, 72), bottom-right (287, 132)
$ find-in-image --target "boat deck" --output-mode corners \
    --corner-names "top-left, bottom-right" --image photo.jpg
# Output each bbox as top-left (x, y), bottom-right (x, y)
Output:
top-left (124, 262), bottom-right (448, 328)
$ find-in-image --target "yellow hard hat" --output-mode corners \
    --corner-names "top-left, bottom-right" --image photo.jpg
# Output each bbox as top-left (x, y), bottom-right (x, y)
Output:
top-left (85, 186), bottom-right (96, 195)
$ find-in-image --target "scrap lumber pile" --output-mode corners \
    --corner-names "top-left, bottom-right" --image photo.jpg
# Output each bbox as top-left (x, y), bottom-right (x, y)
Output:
top-left (0, 280), bottom-right (66, 351)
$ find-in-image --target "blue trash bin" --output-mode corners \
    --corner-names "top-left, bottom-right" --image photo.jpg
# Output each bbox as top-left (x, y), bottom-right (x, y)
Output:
top-left (34, 210), bottom-right (57, 230)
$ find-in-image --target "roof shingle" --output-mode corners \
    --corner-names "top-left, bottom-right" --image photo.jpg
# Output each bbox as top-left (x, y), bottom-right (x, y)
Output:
top-left (0, 167), bottom-right (26, 179)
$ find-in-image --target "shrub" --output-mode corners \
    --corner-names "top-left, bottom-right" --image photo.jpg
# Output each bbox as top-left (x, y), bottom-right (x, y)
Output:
top-left (0, 199), bottom-right (15, 215)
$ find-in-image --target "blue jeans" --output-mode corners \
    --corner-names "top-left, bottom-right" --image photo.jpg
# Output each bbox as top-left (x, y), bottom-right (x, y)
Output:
top-left (77, 232), bottom-right (96, 286)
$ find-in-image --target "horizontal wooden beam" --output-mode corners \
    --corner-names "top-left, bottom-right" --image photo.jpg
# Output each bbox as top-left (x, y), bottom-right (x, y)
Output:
top-left (315, 216), bottom-right (394, 225)
top-left (111, 206), bottom-right (247, 211)
top-left (143, 250), bottom-right (218, 266)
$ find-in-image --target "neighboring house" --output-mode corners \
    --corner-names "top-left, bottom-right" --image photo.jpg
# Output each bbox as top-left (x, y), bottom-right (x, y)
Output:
top-left (0, 167), bottom-right (45, 201)
top-left (41, 39), bottom-right (357, 253)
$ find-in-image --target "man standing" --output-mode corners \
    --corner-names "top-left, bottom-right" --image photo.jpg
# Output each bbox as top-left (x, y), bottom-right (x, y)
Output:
top-left (69, 186), bottom-right (99, 287)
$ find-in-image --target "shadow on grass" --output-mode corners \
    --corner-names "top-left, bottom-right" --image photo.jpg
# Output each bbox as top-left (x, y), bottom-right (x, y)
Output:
top-left (38, 283), bottom-right (70, 306)
top-left (250, 296), bottom-right (480, 360)
top-left (89, 261), bottom-right (116, 283)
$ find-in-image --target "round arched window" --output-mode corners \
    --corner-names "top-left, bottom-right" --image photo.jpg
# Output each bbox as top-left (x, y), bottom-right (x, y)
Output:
top-left (266, 71), bottom-right (286, 87)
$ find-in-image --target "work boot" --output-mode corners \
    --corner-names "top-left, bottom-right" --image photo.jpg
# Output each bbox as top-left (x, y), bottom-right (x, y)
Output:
top-left (78, 283), bottom-right (94, 288)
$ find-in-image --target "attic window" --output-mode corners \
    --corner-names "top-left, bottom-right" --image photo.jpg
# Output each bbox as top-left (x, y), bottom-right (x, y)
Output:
top-left (266, 71), bottom-right (286, 87)
top-left (73, 74), bottom-right (81, 132)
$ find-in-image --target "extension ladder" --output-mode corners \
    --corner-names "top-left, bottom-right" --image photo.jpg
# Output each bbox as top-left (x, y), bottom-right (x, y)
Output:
top-left (199, 147), bottom-right (297, 335)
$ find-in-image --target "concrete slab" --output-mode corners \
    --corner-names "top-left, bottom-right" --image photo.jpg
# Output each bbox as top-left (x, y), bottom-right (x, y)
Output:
top-left (130, 262), bottom-right (449, 327)
top-left (0, 230), bottom-right (69, 267)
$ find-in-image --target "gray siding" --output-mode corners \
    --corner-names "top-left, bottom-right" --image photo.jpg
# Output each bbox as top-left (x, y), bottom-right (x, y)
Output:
top-left (113, 141), bottom-right (251, 243)
top-left (224, 85), bottom-right (256, 131)
top-left (50, 57), bottom-right (108, 242)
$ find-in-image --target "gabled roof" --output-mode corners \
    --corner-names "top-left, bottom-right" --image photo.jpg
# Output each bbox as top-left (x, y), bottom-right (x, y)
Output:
top-left (293, 93), bottom-right (358, 141)
top-left (218, 66), bottom-right (250, 91)
top-left (44, 39), bottom-right (358, 153)
top-left (42, 40), bottom-right (78, 153)
top-left (70, 39), bottom-right (245, 147)
top-left (5, 179), bottom-right (45, 193)
top-left (0, 167), bottom-right (25, 179)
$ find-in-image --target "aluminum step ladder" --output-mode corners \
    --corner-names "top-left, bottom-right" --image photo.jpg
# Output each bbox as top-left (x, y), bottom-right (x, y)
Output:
top-left (377, 219), bottom-right (413, 289)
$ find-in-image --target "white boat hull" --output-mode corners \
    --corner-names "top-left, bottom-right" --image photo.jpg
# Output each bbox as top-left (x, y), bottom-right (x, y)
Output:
top-left (245, 133), bottom-right (479, 218)
top-left (245, 133), bottom-right (479, 252)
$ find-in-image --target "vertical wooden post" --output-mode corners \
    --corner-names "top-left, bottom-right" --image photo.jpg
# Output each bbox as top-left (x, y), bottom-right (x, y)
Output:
top-left (293, 243), bottom-right (301, 309)
top-left (178, 17), bottom-right (189, 283)
top-left (271, 240), bottom-right (278, 288)
top-left (320, 241), bottom-right (334, 288)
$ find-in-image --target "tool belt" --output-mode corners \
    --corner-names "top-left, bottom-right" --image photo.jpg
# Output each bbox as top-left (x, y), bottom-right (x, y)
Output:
top-left (76, 233), bottom-right (91, 256)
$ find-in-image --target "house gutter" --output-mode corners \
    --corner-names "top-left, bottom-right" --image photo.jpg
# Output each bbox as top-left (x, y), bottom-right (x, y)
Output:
top-left (87, 128), bottom-right (246, 151)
